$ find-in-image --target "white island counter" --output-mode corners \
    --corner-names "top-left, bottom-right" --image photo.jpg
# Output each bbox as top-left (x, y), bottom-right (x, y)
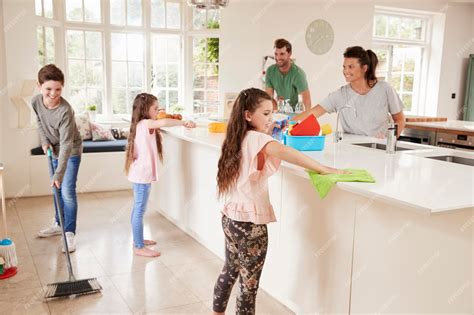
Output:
top-left (150, 126), bottom-right (473, 313)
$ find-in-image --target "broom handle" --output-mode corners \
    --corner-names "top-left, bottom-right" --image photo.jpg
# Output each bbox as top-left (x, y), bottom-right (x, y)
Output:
top-left (47, 149), bottom-right (76, 281)
top-left (0, 165), bottom-right (7, 239)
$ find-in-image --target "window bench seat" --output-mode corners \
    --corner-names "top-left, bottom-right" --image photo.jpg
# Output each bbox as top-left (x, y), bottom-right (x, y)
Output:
top-left (29, 140), bottom-right (130, 196)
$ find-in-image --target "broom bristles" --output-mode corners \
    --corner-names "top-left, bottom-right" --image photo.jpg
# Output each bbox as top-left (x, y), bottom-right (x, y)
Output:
top-left (0, 242), bottom-right (18, 269)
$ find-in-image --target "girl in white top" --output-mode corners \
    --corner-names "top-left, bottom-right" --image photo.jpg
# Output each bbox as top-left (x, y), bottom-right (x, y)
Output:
top-left (212, 88), bottom-right (345, 315)
top-left (294, 46), bottom-right (406, 137)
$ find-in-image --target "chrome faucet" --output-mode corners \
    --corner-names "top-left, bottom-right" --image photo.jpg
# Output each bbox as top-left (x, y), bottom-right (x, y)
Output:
top-left (386, 113), bottom-right (397, 154)
top-left (334, 105), bottom-right (357, 143)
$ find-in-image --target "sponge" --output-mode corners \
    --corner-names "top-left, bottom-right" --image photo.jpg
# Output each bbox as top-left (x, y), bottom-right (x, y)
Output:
top-left (208, 122), bottom-right (226, 133)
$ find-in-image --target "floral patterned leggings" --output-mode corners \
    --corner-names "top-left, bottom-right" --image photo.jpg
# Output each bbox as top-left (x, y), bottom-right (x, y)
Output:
top-left (213, 215), bottom-right (268, 314)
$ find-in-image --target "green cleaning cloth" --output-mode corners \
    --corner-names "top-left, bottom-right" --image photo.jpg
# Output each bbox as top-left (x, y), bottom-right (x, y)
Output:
top-left (308, 169), bottom-right (376, 199)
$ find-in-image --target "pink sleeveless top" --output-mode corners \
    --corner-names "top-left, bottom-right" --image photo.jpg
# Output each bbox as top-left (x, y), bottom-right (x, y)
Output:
top-left (221, 131), bottom-right (281, 224)
top-left (127, 119), bottom-right (158, 184)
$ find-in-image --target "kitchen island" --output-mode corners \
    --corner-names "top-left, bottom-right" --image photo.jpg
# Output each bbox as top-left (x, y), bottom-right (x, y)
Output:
top-left (150, 126), bottom-right (473, 313)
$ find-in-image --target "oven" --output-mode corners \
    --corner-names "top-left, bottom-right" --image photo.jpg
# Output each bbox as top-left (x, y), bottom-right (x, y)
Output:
top-left (399, 128), bottom-right (436, 146)
top-left (435, 132), bottom-right (474, 151)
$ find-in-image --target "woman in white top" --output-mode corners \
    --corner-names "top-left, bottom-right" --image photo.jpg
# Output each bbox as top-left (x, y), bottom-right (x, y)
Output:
top-left (293, 46), bottom-right (405, 137)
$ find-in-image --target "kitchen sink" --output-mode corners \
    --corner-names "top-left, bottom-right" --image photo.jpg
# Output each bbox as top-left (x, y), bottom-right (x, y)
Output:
top-left (425, 155), bottom-right (474, 166)
top-left (352, 142), bottom-right (413, 151)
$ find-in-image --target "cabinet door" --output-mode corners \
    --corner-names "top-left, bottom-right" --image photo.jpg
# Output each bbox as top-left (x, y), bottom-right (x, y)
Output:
top-left (464, 54), bottom-right (474, 121)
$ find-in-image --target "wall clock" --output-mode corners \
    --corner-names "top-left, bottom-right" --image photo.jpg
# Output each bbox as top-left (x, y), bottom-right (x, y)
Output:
top-left (305, 19), bottom-right (334, 55)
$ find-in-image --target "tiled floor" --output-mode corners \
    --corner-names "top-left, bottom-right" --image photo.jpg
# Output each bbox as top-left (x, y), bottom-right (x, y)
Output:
top-left (0, 191), bottom-right (294, 314)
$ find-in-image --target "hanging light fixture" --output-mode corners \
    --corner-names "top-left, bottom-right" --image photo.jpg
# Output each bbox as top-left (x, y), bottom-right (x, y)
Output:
top-left (187, 0), bottom-right (229, 9)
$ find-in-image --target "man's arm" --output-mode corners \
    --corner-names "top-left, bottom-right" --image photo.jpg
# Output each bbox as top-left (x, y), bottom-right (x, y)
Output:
top-left (301, 89), bottom-right (311, 111)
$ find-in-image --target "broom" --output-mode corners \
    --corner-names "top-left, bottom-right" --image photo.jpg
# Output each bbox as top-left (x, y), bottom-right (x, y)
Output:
top-left (44, 149), bottom-right (102, 299)
top-left (0, 162), bottom-right (18, 280)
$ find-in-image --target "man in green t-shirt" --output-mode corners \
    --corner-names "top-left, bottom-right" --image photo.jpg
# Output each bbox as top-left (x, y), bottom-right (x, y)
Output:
top-left (265, 38), bottom-right (311, 111)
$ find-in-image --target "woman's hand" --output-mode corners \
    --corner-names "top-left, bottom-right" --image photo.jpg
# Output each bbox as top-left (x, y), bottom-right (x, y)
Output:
top-left (183, 120), bottom-right (196, 128)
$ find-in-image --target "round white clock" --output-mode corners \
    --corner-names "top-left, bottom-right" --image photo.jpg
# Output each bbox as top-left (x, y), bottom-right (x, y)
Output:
top-left (305, 19), bottom-right (335, 55)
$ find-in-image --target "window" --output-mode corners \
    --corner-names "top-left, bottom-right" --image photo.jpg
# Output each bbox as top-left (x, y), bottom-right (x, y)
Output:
top-left (373, 8), bottom-right (431, 114)
top-left (35, 0), bottom-right (54, 18)
top-left (35, 0), bottom-right (56, 68)
top-left (111, 33), bottom-right (145, 114)
top-left (66, 30), bottom-right (104, 113)
top-left (35, 1), bottom-right (221, 119)
top-left (151, 0), bottom-right (181, 29)
top-left (110, 0), bottom-right (142, 26)
top-left (192, 37), bottom-right (219, 113)
top-left (37, 26), bottom-right (55, 67)
top-left (152, 35), bottom-right (181, 112)
top-left (65, 0), bottom-right (101, 23)
top-left (190, 8), bottom-right (220, 114)
top-left (192, 7), bottom-right (220, 30)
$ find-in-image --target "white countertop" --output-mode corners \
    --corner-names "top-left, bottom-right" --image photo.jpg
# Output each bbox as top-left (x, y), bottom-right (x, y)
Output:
top-left (161, 127), bottom-right (474, 214)
top-left (406, 119), bottom-right (474, 133)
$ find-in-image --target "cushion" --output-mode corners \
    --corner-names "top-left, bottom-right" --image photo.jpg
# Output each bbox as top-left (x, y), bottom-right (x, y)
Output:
top-left (30, 139), bottom-right (127, 155)
top-left (91, 122), bottom-right (115, 141)
top-left (75, 112), bottom-right (92, 140)
top-left (120, 127), bottom-right (130, 139)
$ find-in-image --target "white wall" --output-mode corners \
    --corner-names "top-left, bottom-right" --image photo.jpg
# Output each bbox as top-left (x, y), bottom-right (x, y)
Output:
top-left (219, 0), bottom-right (373, 126)
top-left (0, 0), bottom-right (6, 164)
top-left (437, 2), bottom-right (474, 119)
top-left (219, 0), bottom-right (474, 120)
top-left (2, 0), bottom-right (40, 197)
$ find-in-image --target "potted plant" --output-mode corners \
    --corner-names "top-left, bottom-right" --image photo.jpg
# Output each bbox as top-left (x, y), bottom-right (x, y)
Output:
top-left (86, 104), bottom-right (97, 122)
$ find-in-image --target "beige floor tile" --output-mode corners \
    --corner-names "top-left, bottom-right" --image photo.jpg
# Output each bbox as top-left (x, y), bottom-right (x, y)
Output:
top-left (46, 275), bottom-right (132, 314)
top-left (92, 240), bottom-right (165, 276)
top-left (1, 192), bottom-right (293, 314)
top-left (168, 259), bottom-right (223, 301)
top-left (205, 291), bottom-right (295, 315)
top-left (14, 196), bottom-right (55, 213)
top-left (0, 205), bottom-right (23, 234)
top-left (0, 287), bottom-right (50, 315)
top-left (92, 190), bottom-right (133, 199)
top-left (32, 248), bottom-right (107, 286)
top-left (110, 265), bottom-right (200, 312)
top-left (158, 239), bottom-right (218, 267)
top-left (23, 229), bottom-right (64, 256)
top-left (154, 301), bottom-right (211, 314)
top-left (0, 255), bottom-right (43, 293)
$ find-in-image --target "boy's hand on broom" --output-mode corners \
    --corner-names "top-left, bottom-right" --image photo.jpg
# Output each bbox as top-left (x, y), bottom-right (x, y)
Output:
top-left (51, 179), bottom-right (61, 189)
top-left (42, 143), bottom-right (53, 155)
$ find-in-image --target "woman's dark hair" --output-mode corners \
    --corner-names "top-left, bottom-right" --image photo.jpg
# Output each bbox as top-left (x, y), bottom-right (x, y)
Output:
top-left (343, 46), bottom-right (378, 87)
top-left (216, 88), bottom-right (272, 198)
top-left (125, 93), bottom-right (163, 175)
top-left (38, 64), bottom-right (65, 85)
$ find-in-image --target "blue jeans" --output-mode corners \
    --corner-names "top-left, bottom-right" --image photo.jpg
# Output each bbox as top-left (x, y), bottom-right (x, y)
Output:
top-left (131, 183), bottom-right (151, 249)
top-left (52, 155), bottom-right (81, 234)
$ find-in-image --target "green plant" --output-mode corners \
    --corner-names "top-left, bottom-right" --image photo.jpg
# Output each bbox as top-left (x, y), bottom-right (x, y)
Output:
top-left (86, 104), bottom-right (97, 111)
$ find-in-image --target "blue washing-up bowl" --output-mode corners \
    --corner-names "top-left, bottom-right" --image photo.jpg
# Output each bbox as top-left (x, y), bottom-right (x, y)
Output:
top-left (283, 133), bottom-right (326, 151)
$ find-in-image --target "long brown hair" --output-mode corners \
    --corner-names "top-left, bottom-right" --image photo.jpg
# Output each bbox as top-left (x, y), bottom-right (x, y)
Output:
top-left (343, 46), bottom-right (378, 87)
top-left (124, 93), bottom-right (164, 175)
top-left (217, 88), bottom-right (271, 198)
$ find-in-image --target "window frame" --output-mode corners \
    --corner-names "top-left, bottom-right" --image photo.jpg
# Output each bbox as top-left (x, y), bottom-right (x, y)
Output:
top-left (373, 6), bottom-right (433, 115)
top-left (185, 6), bottom-right (221, 115)
top-left (36, 0), bottom-right (221, 120)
